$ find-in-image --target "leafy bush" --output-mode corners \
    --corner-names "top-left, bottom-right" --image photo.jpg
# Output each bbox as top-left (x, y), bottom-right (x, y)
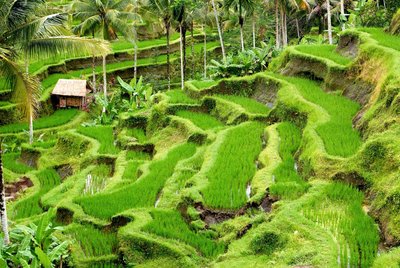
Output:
top-left (250, 231), bottom-right (286, 255)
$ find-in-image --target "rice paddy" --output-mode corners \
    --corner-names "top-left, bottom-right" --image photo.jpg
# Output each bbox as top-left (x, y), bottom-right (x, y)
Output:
top-left (202, 122), bottom-right (265, 209)
top-left (216, 95), bottom-right (271, 115)
top-left (77, 126), bottom-right (120, 155)
top-left (175, 110), bottom-right (223, 130)
top-left (295, 44), bottom-right (353, 65)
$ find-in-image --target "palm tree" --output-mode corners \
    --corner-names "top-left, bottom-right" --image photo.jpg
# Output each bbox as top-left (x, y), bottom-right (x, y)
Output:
top-left (326, 0), bottom-right (333, 44)
top-left (147, 0), bottom-right (174, 90)
top-left (0, 142), bottom-right (9, 245)
top-left (1, 0), bottom-right (109, 144)
top-left (224, 0), bottom-right (256, 51)
top-left (71, 0), bottom-right (135, 112)
top-left (211, 0), bottom-right (227, 61)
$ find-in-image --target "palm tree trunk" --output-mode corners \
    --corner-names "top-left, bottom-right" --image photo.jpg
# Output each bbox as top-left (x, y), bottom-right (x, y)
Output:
top-left (102, 55), bottom-right (107, 113)
top-left (25, 54), bottom-right (34, 145)
top-left (92, 56), bottom-right (96, 92)
top-left (191, 21), bottom-right (195, 79)
top-left (180, 24), bottom-right (184, 90)
top-left (340, 0), bottom-right (345, 31)
top-left (275, 0), bottom-right (280, 48)
top-left (296, 18), bottom-right (300, 39)
top-left (280, 7), bottom-right (285, 46)
top-left (0, 147), bottom-right (10, 245)
top-left (211, 0), bottom-right (226, 61)
top-left (204, 2), bottom-right (208, 79)
top-left (133, 0), bottom-right (138, 82)
top-left (183, 24), bottom-right (187, 81)
top-left (252, 16), bottom-right (256, 49)
top-left (165, 21), bottom-right (171, 91)
top-left (326, 0), bottom-right (333, 44)
top-left (284, 10), bottom-right (288, 46)
top-left (239, 16), bottom-right (245, 51)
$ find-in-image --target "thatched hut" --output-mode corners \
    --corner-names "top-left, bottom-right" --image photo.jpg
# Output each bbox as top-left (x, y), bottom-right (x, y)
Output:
top-left (51, 79), bottom-right (88, 109)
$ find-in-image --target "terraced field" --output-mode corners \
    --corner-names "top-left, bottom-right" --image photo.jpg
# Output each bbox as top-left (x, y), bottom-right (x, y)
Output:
top-left (1, 27), bottom-right (399, 268)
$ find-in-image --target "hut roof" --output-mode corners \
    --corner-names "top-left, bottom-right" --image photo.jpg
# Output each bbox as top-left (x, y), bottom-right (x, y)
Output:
top-left (52, 79), bottom-right (87, 97)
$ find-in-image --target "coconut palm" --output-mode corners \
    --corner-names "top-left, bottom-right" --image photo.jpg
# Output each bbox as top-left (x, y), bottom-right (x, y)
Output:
top-left (71, 0), bottom-right (136, 112)
top-left (0, 0), bottom-right (109, 144)
top-left (0, 142), bottom-right (9, 245)
top-left (224, 0), bottom-right (256, 51)
top-left (147, 0), bottom-right (174, 90)
top-left (211, 0), bottom-right (227, 61)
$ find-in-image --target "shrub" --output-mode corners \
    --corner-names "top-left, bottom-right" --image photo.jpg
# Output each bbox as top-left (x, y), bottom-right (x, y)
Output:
top-left (250, 231), bottom-right (285, 255)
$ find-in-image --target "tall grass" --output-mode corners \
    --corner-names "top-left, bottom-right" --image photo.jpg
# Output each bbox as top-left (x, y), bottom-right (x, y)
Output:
top-left (216, 95), bottom-right (271, 115)
top-left (166, 90), bottom-right (198, 104)
top-left (202, 122), bottom-right (265, 209)
top-left (269, 122), bottom-right (309, 199)
top-left (125, 128), bottom-right (147, 143)
top-left (76, 143), bottom-right (197, 219)
top-left (303, 182), bottom-right (379, 268)
top-left (0, 109), bottom-right (79, 134)
top-left (295, 45), bottom-right (352, 65)
top-left (282, 76), bottom-right (361, 157)
top-left (67, 224), bottom-right (118, 257)
top-left (143, 210), bottom-right (225, 258)
top-left (361, 28), bottom-right (400, 52)
top-left (122, 160), bottom-right (141, 181)
top-left (12, 169), bottom-right (61, 219)
top-left (176, 111), bottom-right (223, 130)
top-left (3, 152), bottom-right (33, 174)
top-left (77, 126), bottom-right (119, 155)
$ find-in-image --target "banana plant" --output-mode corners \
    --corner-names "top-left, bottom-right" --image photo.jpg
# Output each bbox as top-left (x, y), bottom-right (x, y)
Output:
top-left (0, 211), bottom-right (70, 267)
top-left (117, 76), bottom-right (153, 110)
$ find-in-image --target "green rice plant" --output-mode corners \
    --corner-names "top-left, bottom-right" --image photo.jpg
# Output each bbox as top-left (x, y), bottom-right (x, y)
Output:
top-left (295, 45), bottom-right (352, 65)
top-left (12, 169), bottom-right (61, 219)
top-left (360, 28), bottom-right (400, 52)
top-left (126, 150), bottom-right (151, 161)
top-left (31, 140), bottom-right (57, 149)
top-left (67, 224), bottom-right (118, 257)
top-left (269, 122), bottom-right (309, 199)
top-left (175, 111), bottom-right (223, 130)
top-left (83, 164), bottom-right (113, 195)
top-left (76, 143), bottom-right (197, 219)
top-left (280, 75), bottom-right (362, 157)
top-left (202, 122), bottom-right (265, 209)
top-left (216, 95), bottom-right (271, 115)
top-left (125, 128), bottom-right (147, 143)
top-left (122, 161), bottom-right (141, 181)
top-left (143, 210), bottom-right (225, 258)
top-left (77, 126), bottom-right (119, 155)
top-left (302, 182), bottom-right (379, 268)
top-left (190, 80), bottom-right (218, 90)
top-left (0, 109), bottom-right (79, 134)
top-left (165, 90), bottom-right (198, 104)
top-left (3, 152), bottom-right (34, 174)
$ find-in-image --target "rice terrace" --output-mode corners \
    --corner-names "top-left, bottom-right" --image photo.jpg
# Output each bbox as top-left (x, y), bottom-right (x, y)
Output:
top-left (0, 0), bottom-right (399, 267)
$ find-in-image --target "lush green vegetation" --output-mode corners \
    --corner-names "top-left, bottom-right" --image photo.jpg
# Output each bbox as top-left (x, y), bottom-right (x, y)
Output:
top-left (269, 122), bottom-right (309, 199)
top-left (77, 125), bottom-right (119, 155)
top-left (295, 44), bottom-right (352, 65)
top-left (202, 122), bottom-right (265, 209)
top-left (281, 76), bottom-right (362, 157)
top-left (68, 224), bottom-right (118, 257)
top-left (143, 210), bottom-right (225, 258)
top-left (165, 90), bottom-right (198, 104)
top-left (0, 109), bottom-right (79, 134)
top-left (360, 28), bottom-right (400, 51)
top-left (11, 169), bottom-right (61, 219)
top-left (217, 95), bottom-right (270, 115)
top-left (76, 143), bottom-right (197, 219)
top-left (176, 110), bottom-right (223, 130)
top-left (3, 152), bottom-right (33, 174)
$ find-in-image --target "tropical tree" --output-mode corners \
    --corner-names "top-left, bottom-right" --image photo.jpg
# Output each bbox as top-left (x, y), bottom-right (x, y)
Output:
top-left (71, 0), bottom-right (136, 112)
top-left (0, 142), bottom-right (9, 245)
top-left (0, 0), bottom-right (108, 144)
top-left (147, 0), bottom-right (174, 90)
top-left (326, 0), bottom-right (333, 44)
top-left (211, 0), bottom-right (227, 61)
top-left (224, 0), bottom-right (256, 51)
